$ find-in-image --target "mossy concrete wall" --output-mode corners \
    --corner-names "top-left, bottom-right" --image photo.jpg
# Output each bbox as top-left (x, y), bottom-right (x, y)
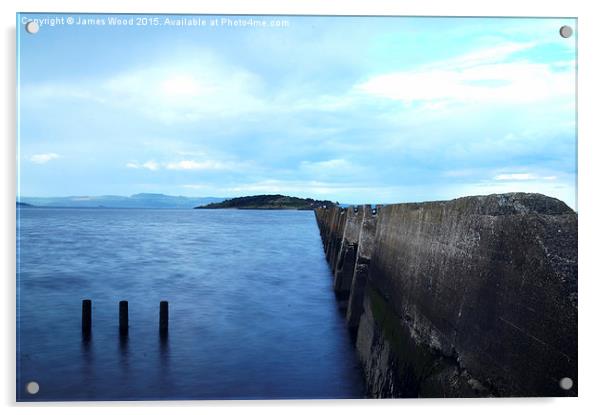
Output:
top-left (315, 193), bottom-right (577, 398)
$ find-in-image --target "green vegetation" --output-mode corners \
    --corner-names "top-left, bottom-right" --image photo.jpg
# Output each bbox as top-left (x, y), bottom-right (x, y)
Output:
top-left (195, 194), bottom-right (336, 210)
top-left (366, 282), bottom-right (441, 395)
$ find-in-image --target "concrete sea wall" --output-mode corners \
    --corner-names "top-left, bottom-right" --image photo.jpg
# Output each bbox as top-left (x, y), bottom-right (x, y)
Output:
top-left (314, 193), bottom-right (577, 398)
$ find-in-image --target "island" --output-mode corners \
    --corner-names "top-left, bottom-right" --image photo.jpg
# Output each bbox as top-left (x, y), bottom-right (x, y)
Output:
top-left (195, 194), bottom-right (337, 210)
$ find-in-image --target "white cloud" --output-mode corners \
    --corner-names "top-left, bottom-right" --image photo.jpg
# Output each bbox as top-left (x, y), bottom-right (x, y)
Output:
top-left (355, 42), bottom-right (574, 107)
top-left (165, 160), bottom-right (226, 171)
top-left (142, 161), bottom-right (159, 171)
top-left (494, 173), bottom-right (558, 181)
top-left (356, 62), bottom-right (573, 105)
top-left (494, 173), bottom-right (537, 181)
top-left (20, 41), bottom-right (574, 133)
top-left (176, 150), bottom-right (207, 157)
top-left (20, 84), bottom-right (107, 105)
top-left (126, 159), bottom-right (240, 172)
top-left (101, 53), bottom-right (267, 123)
top-left (126, 160), bottom-right (159, 171)
top-left (20, 51), bottom-right (268, 124)
top-left (300, 159), bottom-right (351, 171)
top-left (161, 75), bottom-right (208, 97)
top-left (30, 153), bottom-right (60, 164)
top-left (442, 42), bottom-right (537, 69)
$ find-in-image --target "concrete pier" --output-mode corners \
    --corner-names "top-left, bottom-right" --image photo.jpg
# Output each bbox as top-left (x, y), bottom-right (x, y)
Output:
top-left (315, 193), bottom-right (578, 397)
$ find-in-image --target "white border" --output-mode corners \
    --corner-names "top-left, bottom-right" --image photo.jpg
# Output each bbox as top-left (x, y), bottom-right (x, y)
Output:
top-left (2, 1), bottom-right (601, 414)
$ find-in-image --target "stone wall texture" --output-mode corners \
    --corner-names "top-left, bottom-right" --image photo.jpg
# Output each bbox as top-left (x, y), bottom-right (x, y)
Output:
top-left (314, 193), bottom-right (577, 398)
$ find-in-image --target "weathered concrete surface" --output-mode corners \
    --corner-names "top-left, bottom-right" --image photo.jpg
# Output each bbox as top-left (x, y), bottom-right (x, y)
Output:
top-left (323, 207), bottom-right (348, 272)
top-left (346, 206), bottom-right (377, 333)
top-left (356, 281), bottom-right (490, 397)
top-left (333, 207), bottom-right (364, 301)
top-left (315, 193), bottom-right (577, 398)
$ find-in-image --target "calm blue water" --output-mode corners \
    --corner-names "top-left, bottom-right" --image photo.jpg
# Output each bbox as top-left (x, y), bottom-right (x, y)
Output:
top-left (16, 208), bottom-right (364, 401)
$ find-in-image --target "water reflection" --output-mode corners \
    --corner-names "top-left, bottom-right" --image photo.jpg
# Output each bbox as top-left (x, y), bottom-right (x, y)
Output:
top-left (119, 332), bottom-right (129, 364)
top-left (159, 331), bottom-right (170, 373)
top-left (80, 332), bottom-right (93, 375)
top-left (79, 331), bottom-right (95, 399)
top-left (159, 331), bottom-right (169, 358)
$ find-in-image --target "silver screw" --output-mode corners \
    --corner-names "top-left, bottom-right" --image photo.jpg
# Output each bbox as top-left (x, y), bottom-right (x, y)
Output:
top-left (26, 381), bottom-right (40, 394)
top-left (559, 377), bottom-right (573, 390)
top-left (559, 25), bottom-right (573, 38)
top-left (25, 21), bottom-right (39, 34)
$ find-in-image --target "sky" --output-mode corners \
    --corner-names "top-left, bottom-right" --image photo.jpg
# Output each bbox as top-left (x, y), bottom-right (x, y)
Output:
top-left (17, 14), bottom-right (577, 208)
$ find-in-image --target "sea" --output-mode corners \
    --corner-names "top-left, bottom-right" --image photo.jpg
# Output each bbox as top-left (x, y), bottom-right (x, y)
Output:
top-left (16, 207), bottom-right (365, 400)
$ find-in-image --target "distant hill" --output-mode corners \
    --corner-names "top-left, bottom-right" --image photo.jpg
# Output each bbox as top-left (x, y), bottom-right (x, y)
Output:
top-left (195, 194), bottom-right (336, 210)
top-left (16, 201), bottom-right (35, 208)
top-left (19, 193), bottom-right (225, 209)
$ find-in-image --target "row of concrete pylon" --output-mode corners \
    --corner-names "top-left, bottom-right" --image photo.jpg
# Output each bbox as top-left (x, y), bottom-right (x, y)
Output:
top-left (81, 299), bottom-right (168, 336)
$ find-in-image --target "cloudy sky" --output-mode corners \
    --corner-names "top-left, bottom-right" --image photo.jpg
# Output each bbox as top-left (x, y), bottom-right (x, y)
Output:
top-left (17, 15), bottom-right (576, 208)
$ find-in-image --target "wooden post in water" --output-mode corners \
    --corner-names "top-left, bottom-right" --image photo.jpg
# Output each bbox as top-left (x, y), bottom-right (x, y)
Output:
top-left (119, 300), bottom-right (128, 335)
top-left (160, 301), bottom-right (169, 335)
top-left (82, 299), bottom-right (92, 335)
